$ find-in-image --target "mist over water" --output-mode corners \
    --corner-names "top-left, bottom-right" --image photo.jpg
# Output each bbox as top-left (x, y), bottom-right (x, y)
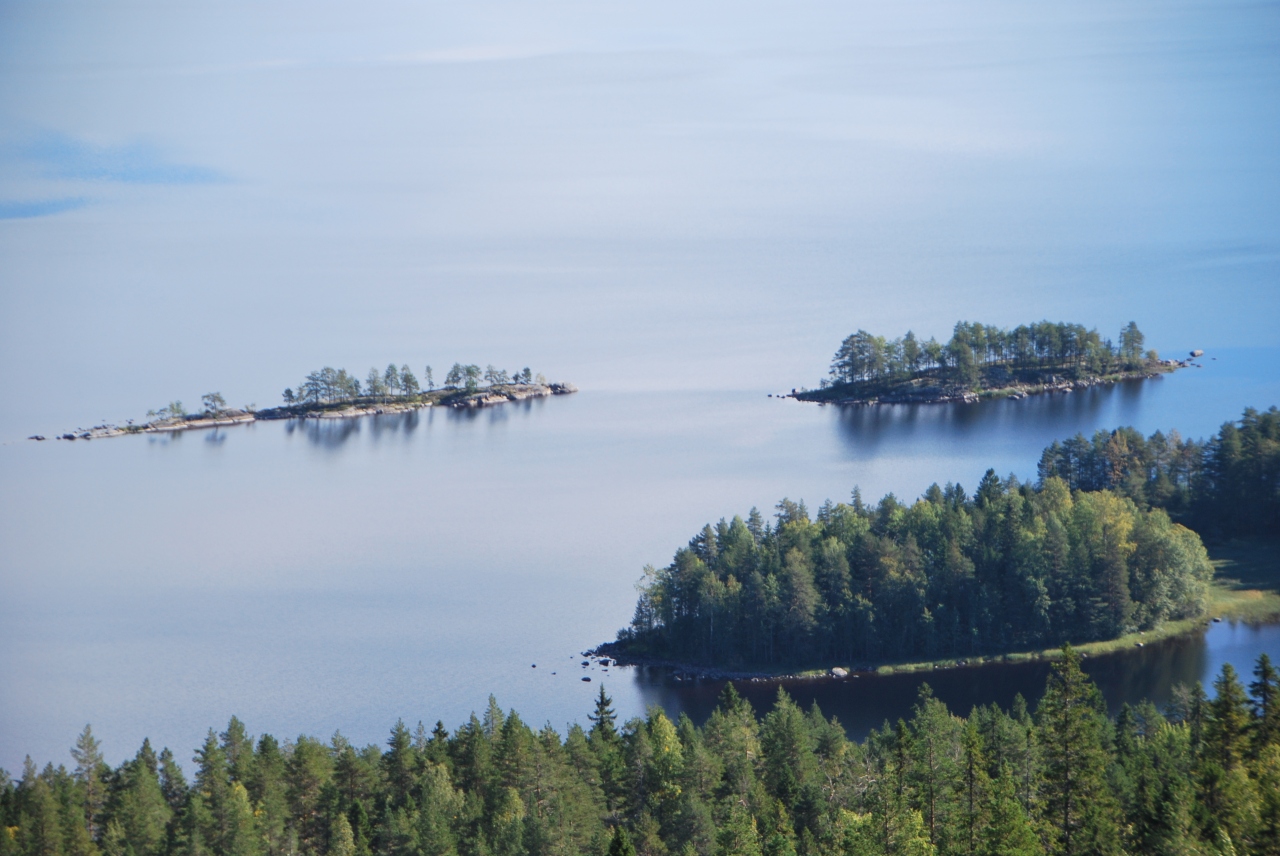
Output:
top-left (1, 0), bottom-right (1279, 769)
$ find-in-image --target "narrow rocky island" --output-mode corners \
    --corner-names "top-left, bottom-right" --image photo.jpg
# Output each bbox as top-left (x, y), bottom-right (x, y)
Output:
top-left (38, 362), bottom-right (576, 441)
top-left (792, 320), bottom-right (1195, 405)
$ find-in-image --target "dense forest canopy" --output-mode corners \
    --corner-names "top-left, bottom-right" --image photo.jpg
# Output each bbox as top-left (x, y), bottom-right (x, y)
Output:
top-left (5, 651), bottom-right (1280, 856)
top-left (823, 321), bottom-right (1155, 390)
top-left (617, 474), bottom-right (1210, 669)
top-left (1038, 406), bottom-right (1280, 540)
top-left (616, 406), bottom-right (1277, 672)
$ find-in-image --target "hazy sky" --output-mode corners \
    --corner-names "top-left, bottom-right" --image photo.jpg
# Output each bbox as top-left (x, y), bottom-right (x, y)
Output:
top-left (1, 0), bottom-right (1278, 430)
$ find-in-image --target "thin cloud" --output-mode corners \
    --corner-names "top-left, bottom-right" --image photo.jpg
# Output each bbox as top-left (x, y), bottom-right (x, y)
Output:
top-left (21, 132), bottom-right (226, 185)
top-left (0, 197), bottom-right (88, 219)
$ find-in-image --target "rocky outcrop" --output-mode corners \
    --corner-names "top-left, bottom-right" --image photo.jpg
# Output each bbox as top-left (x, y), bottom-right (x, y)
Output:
top-left (48, 382), bottom-right (579, 439)
top-left (801, 366), bottom-right (1181, 407)
top-left (452, 392), bottom-right (511, 409)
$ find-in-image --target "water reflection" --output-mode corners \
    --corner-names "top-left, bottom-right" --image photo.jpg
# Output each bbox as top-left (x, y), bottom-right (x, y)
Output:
top-left (444, 397), bottom-right (546, 425)
top-left (634, 621), bottom-right (1279, 740)
top-left (273, 397), bottom-right (549, 448)
top-left (833, 379), bottom-right (1162, 459)
top-left (367, 409), bottom-right (423, 439)
top-left (284, 416), bottom-right (363, 449)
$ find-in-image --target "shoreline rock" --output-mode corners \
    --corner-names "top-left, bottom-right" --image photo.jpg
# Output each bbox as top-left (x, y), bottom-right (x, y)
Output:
top-left (44, 382), bottom-right (578, 440)
top-left (794, 365), bottom-right (1184, 407)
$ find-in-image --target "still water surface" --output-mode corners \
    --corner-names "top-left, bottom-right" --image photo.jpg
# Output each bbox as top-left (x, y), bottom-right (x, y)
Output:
top-left (2, 350), bottom-right (1276, 770)
top-left (3, 0), bottom-right (1279, 770)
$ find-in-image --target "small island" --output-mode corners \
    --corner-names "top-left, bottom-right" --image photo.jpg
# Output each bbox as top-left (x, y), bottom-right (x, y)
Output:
top-left (40, 362), bottom-right (576, 441)
top-left (792, 320), bottom-right (1193, 405)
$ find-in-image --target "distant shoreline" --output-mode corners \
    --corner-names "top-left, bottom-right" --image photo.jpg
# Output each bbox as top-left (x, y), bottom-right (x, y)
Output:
top-left (34, 382), bottom-right (578, 442)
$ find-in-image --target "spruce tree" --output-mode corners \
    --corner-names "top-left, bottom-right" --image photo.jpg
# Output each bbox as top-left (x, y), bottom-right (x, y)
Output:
top-left (1251, 654), bottom-right (1280, 751)
top-left (607, 826), bottom-right (637, 856)
top-left (70, 726), bottom-right (105, 841)
top-left (1036, 647), bottom-right (1122, 856)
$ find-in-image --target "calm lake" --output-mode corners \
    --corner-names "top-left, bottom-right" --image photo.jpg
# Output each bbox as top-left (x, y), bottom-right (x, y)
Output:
top-left (2, 0), bottom-right (1279, 770)
top-left (2, 350), bottom-right (1277, 769)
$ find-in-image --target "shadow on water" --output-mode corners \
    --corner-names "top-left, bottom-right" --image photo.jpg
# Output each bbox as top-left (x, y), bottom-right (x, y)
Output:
top-left (444, 396), bottom-right (546, 425)
top-left (278, 396), bottom-right (548, 448)
top-left (282, 409), bottom-right (434, 448)
top-left (285, 417), bottom-right (363, 449)
top-left (831, 379), bottom-right (1160, 462)
top-left (633, 620), bottom-right (1280, 741)
top-left (367, 409), bottom-right (423, 439)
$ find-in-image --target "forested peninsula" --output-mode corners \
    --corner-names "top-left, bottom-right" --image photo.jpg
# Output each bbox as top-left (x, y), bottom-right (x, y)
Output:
top-left (6, 651), bottom-right (1280, 856)
top-left (793, 321), bottom-right (1191, 405)
top-left (36, 364), bottom-right (576, 442)
top-left (604, 406), bottom-right (1279, 676)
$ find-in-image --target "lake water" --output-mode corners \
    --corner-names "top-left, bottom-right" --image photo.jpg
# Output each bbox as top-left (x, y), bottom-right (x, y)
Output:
top-left (2, 350), bottom-right (1277, 770)
top-left (1, 0), bottom-right (1279, 769)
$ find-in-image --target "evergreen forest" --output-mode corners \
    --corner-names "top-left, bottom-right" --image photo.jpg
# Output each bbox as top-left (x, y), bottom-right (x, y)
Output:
top-left (803, 321), bottom-right (1164, 402)
top-left (4, 651), bottom-right (1280, 856)
top-left (1037, 406), bottom-right (1280, 540)
top-left (614, 406), bottom-right (1277, 671)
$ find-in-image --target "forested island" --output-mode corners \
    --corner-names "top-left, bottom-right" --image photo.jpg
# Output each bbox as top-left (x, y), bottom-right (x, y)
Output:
top-left (793, 321), bottom-right (1189, 406)
top-left (604, 407), bottom-right (1279, 675)
top-left (39, 364), bottom-right (576, 441)
top-left (5, 651), bottom-right (1280, 856)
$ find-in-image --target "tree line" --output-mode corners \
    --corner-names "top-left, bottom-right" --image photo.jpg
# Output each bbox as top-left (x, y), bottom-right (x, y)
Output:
top-left (281, 366), bottom-right (547, 407)
top-left (1037, 406), bottom-right (1280, 540)
top-left (826, 321), bottom-right (1154, 389)
top-left (619, 471), bottom-right (1211, 669)
top-left (4, 650), bottom-right (1280, 856)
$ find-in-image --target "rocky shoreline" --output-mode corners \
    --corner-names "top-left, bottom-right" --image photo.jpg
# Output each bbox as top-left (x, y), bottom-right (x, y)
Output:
top-left (792, 360), bottom-right (1196, 407)
top-left (588, 643), bottom-right (872, 683)
top-left (590, 640), bottom-right (1117, 684)
top-left (33, 382), bottom-right (578, 441)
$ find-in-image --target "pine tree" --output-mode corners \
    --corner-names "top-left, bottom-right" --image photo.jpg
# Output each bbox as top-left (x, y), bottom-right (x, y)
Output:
top-left (327, 814), bottom-right (355, 856)
top-left (716, 804), bottom-right (762, 856)
top-left (1036, 647), bottom-right (1122, 856)
top-left (1251, 653), bottom-right (1280, 751)
top-left (383, 721), bottom-right (415, 810)
top-left (1205, 664), bottom-right (1253, 771)
top-left (1126, 722), bottom-right (1196, 856)
top-left (70, 726), bottom-right (105, 841)
top-left (589, 686), bottom-right (619, 745)
top-left (760, 689), bottom-right (817, 815)
top-left (908, 686), bottom-right (961, 848)
top-left (1197, 664), bottom-right (1260, 850)
top-left (17, 759), bottom-right (65, 856)
top-left (982, 768), bottom-right (1042, 856)
top-left (157, 749), bottom-right (187, 815)
top-left (607, 826), bottom-right (637, 856)
top-left (104, 740), bottom-right (171, 856)
top-left (285, 737), bottom-right (332, 855)
top-left (959, 720), bottom-right (990, 856)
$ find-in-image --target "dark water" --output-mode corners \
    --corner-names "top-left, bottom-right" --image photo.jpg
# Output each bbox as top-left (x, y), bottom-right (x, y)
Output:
top-left (2, 350), bottom-right (1277, 770)
top-left (630, 622), bottom-right (1280, 742)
